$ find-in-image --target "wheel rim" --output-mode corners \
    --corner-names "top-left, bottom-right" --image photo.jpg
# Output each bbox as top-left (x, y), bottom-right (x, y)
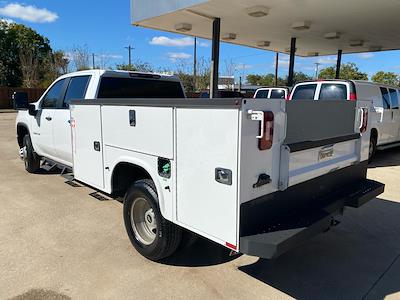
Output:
top-left (130, 197), bottom-right (157, 245)
top-left (22, 146), bottom-right (28, 168)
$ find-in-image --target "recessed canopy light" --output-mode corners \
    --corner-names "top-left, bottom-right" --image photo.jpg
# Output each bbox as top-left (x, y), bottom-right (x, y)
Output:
top-left (324, 32), bottom-right (340, 39)
top-left (291, 21), bottom-right (311, 30)
top-left (222, 33), bottom-right (237, 40)
top-left (257, 41), bottom-right (270, 47)
top-left (246, 6), bottom-right (269, 17)
top-left (308, 52), bottom-right (319, 56)
top-left (285, 47), bottom-right (297, 53)
top-left (174, 23), bottom-right (192, 32)
top-left (350, 40), bottom-right (364, 47)
top-left (369, 45), bottom-right (382, 51)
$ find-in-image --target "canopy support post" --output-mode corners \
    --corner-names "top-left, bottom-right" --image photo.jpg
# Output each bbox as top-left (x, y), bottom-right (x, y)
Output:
top-left (336, 49), bottom-right (342, 79)
top-left (287, 38), bottom-right (296, 87)
top-left (210, 18), bottom-right (221, 98)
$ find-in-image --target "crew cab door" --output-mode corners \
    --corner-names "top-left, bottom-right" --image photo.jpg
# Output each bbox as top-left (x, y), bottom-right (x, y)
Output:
top-left (30, 78), bottom-right (68, 159)
top-left (52, 75), bottom-right (91, 166)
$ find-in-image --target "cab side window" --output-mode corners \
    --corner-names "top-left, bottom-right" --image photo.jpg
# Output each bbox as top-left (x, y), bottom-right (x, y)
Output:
top-left (380, 87), bottom-right (391, 109)
top-left (63, 76), bottom-right (91, 108)
top-left (41, 79), bottom-right (66, 109)
top-left (389, 88), bottom-right (399, 109)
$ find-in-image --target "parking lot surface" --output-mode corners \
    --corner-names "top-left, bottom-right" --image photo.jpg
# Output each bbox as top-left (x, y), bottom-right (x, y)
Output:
top-left (0, 112), bottom-right (399, 300)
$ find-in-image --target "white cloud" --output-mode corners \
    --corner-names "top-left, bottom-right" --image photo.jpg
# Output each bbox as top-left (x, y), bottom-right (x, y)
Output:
top-left (198, 41), bottom-right (209, 47)
top-left (236, 63), bottom-right (253, 70)
top-left (317, 56), bottom-right (337, 64)
top-left (98, 54), bottom-right (123, 60)
top-left (0, 18), bottom-right (14, 24)
top-left (0, 3), bottom-right (58, 23)
top-left (150, 36), bottom-right (194, 47)
top-left (168, 52), bottom-right (192, 62)
top-left (358, 52), bottom-right (374, 59)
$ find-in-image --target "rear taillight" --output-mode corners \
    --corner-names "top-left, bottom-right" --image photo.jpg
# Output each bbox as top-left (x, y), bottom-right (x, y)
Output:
top-left (349, 92), bottom-right (357, 101)
top-left (259, 111), bottom-right (274, 150)
top-left (360, 108), bottom-right (368, 133)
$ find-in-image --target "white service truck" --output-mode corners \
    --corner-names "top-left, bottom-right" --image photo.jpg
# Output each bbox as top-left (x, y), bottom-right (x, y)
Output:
top-left (15, 70), bottom-right (384, 261)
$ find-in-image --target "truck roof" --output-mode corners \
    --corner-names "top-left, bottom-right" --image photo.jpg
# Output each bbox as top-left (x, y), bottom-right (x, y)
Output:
top-left (58, 69), bottom-right (181, 82)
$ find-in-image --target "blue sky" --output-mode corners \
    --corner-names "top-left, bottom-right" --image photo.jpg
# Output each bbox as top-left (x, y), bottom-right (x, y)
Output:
top-left (1, 1), bottom-right (400, 81)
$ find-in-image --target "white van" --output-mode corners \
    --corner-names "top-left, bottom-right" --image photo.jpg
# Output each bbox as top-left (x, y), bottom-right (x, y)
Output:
top-left (289, 80), bottom-right (400, 160)
top-left (254, 87), bottom-right (289, 99)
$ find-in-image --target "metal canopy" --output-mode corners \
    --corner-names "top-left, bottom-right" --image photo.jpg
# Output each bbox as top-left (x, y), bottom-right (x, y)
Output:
top-left (131, 0), bottom-right (400, 57)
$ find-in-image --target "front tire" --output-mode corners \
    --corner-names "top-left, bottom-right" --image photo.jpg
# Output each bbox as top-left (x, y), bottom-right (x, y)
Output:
top-left (123, 179), bottom-right (181, 261)
top-left (22, 135), bottom-right (41, 173)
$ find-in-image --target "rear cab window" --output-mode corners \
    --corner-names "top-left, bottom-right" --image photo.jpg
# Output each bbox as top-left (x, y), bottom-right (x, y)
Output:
top-left (291, 84), bottom-right (317, 100)
top-left (380, 87), bottom-right (391, 109)
top-left (319, 83), bottom-right (348, 100)
top-left (254, 89), bottom-right (269, 98)
top-left (270, 89), bottom-right (286, 99)
top-left (97, 76), bottom-right (185, 98)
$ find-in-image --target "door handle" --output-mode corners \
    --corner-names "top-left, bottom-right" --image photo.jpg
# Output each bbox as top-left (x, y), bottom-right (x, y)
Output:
top-left (45, 116), bottom-right (52, 121)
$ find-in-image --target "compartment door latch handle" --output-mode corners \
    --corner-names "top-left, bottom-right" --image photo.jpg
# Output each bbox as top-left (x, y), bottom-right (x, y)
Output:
top-left (253, 173), bottom-right (271, 188)
top-left (215, 168), bottom-right (232, 185)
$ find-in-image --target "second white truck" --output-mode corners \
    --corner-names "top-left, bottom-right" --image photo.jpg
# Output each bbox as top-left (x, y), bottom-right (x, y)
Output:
top-left (15, 70), bottom-right (384, 261)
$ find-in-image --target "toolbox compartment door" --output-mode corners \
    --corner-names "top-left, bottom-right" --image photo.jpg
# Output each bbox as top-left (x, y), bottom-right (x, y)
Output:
top-left (176, 108), bottom-right (239, 247)
top-left (71, 104), bottom-right (105, 189)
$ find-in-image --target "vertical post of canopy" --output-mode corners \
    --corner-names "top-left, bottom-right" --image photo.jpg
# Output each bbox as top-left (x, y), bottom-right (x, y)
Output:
top-left (287, 38), bottom-right (296, 87)
top-left (193, 37), bottom-right (197, 92)
top-left (274, 52), bottom-right (279, 86)
top-left (210, 18), bottom-right (221, 98)
top-left (336, 49), bottom-right (342, 79)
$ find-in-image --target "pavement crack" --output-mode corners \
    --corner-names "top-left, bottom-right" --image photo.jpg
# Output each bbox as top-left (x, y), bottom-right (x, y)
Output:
top-left (361, 253), bottom-right (400, 300)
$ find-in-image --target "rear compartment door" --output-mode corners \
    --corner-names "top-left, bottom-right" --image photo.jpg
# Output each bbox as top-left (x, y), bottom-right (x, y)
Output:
top-left (176, 108), bottom-right (239, 248)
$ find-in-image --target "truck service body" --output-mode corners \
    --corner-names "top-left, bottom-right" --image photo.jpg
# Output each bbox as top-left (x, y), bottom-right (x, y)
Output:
top-left (15, 70), bottom-right (384, 261)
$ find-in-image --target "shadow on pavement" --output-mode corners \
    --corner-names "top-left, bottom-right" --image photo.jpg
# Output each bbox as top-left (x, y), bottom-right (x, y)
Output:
top-left (161, 236), bottom-right (241, 267)
top-left (369, 147), bottom-right (400, 168)
top-left (238, 198), bottom-right (400, 300)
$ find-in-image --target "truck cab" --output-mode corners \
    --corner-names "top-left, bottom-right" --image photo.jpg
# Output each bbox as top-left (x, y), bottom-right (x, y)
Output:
top-left (16, 70), bottom-right (185, 169)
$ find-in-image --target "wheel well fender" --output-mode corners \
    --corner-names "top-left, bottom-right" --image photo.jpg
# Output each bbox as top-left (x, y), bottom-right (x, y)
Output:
top-left (16, 123), bottom-right (29, 148)
top-left (109, 158), bottom-right (171, 220)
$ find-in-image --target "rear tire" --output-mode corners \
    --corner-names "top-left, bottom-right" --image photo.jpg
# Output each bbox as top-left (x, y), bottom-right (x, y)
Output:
top-left (123, 179), bottom-right (182, 261)
top-left (22, 135), bottom-right (41, 173)
top-left (369, 133), bottom-right (377, 163)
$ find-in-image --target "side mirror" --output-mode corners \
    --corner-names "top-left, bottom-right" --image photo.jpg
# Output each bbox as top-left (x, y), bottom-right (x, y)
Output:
top-left (12, 92), bottom-right (29, 110)
top-left (28, 104), bottom-right (38, 116)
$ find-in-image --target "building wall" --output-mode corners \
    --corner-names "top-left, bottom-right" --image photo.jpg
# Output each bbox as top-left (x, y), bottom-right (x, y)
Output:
top-left (131, 0), bottom-right (207, 23)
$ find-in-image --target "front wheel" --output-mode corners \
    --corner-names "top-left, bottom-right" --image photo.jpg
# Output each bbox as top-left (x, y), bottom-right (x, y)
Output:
top-left (123, 179), bottom-right (181, 261)
top-left (22, 135), bottom-right (41, 173)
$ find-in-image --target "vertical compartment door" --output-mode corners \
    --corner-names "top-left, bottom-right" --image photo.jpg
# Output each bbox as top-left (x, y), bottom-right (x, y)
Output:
top-left (71, 105), bottom-right (104, 189)
top-left (176, 108), bottom-right (239, 247)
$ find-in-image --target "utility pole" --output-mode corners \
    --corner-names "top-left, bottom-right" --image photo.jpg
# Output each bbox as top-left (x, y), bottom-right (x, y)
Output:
top-left (314, 62), bottom-right (321, 79)
top-left (193, 37), bottom-right (197, 92)
top-left (274, 52), bottom-right (279, 86)
top-left (125, 45), bottom-right (133, 69)
top-left (92, 53), bottom-right (95, 69)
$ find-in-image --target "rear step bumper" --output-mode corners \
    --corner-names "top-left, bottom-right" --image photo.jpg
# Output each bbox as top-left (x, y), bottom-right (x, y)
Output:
top-left (239, 179), bottom-right (384, 259)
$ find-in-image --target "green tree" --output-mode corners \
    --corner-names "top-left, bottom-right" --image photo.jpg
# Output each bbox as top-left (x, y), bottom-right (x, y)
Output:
top-left (371, 71), bottom-right (399, 86)
top-left (318, 63), bottom-right (368, 80)
top-left (116, 60), bottom-right (153, 72)
top-left (0, 21), bottom-right (52, 87)
top-left (246, 74), bottom-right (276, 86)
